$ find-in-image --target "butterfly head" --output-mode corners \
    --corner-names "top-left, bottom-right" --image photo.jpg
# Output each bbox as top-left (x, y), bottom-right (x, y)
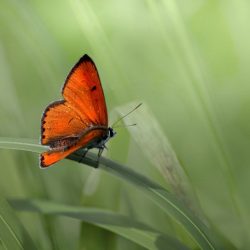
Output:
top-left (108, 127), bottom-right (116, 138)
top-left (96, 127), bottom-right (116, 150)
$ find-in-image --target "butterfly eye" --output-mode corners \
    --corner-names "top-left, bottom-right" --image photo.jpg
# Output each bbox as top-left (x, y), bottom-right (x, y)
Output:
top-left (109, 127), bottom-right (116, 138)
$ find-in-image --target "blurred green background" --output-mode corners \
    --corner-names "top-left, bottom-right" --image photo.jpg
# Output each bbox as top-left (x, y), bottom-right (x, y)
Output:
top-left (1, 0), bottom-right (250, 249)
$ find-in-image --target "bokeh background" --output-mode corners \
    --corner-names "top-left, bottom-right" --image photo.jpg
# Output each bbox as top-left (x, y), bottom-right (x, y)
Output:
top-left (1, 0), bottom-right (250, 249)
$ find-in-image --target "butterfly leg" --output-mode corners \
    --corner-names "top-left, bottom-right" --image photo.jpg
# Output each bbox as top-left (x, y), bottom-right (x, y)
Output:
top-left (77, 145), bottom-right (106, 168)
top-left (90, 147), bottom-right (104, 168)
top-left (78, 148), bottom-right (89, 163)
top-left (98, 147), bottom-right (103, 158)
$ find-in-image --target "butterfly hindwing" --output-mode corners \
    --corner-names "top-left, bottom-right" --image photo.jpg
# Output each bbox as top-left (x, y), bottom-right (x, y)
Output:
top-left (40, 129), bottom-right (106, 167)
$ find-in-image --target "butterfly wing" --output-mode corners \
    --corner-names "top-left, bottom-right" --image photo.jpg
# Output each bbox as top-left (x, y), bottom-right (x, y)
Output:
top-left (62, 54), bottom-right (108, 126)
top-left (40, 129), bottom-right (106, 168)
top-left (41, 100), bottom-right (86, 146)
top-left (40, 54), bottom-right (108, 168)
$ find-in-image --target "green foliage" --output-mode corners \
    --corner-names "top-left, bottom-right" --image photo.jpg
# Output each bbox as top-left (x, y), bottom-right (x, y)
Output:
top-left (0, 196), bottom-right (36, 249)
top-left (9, 198), bottom-right (189, 250)
top-left (0, 0), bottom-right (249, 249)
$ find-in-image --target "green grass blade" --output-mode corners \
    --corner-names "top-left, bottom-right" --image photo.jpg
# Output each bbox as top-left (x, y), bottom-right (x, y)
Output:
top-left (0, 196), bottom-right (36, 250)
top-left (69, 150), bottom-right (220, 250)
top-left (0, 138), bottom-right (219, 249)
top-left (0, 137), bottom-right (44, 153)
top-left (10, 199), bottom-right (188, 250)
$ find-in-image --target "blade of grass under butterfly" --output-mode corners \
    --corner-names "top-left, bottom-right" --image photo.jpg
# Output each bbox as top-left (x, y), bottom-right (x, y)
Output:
top-left (10, 199), bottom-right (189, 250)
top-left (0, 138), bottom-right (219, 249)
top-left (0, 196), bottom-right (37, 250)
top-left (68, 150), bottom-right (221, 250)
top-left (0, 137), bottom-right (44, 153)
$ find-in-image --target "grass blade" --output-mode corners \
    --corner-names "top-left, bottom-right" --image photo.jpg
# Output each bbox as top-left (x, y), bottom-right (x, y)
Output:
top-left (0, 138), bottom-right (44, 153)
top-left (0, 138), bottom-right (220, 249)
top-left (0, 196), bottom-right (36, 250)
top-left (69, 150), bottom-right (221, 250)
top-left (10, 199), bottom-right (189, 250)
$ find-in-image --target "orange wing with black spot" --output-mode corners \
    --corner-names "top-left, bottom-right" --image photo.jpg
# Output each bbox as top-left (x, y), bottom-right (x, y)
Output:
top-left (40, 54), bottom-right (108, 168)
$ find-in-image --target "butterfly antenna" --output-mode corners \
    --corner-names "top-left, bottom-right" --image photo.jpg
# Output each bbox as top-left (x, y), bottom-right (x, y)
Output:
top-left (113, 123), bottom-right (137, 129)
top-left (112, 103), bottom-right (142, 128)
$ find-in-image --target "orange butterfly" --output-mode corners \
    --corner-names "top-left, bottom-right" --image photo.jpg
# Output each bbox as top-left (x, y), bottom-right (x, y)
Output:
top-left (40, 54), bottom-right (115, 168)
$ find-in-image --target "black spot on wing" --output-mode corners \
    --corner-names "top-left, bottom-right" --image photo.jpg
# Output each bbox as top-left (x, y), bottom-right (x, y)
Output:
top-left (91, 85), bottom-right (97, 91)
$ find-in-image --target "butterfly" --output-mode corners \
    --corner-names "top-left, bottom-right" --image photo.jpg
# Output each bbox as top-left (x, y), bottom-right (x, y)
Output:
top-left (40, 54), bottom-right (115, 168)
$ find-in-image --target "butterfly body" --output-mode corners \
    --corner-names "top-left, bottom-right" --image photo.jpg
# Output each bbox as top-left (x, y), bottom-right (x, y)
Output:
top-left (93, 127), bottom-right (116, 150)
top-left (40, 54), bottom-right (114, 168)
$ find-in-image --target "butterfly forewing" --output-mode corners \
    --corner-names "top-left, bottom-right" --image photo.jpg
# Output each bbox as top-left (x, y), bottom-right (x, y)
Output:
top-left (62, 55), bottom-right (108, 126)
top-left (41, 100), bottom-right (87, 145)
